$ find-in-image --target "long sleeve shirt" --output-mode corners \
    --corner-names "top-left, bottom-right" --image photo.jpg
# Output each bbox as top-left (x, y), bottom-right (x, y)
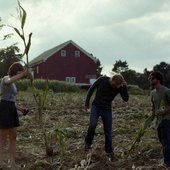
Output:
top-left (85, 76), bottom-right (129, 110)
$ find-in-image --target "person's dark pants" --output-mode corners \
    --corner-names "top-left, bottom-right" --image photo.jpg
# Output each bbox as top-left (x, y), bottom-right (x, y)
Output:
top-left (85, 105), bottom-right (113, 154)
top-left (157, 119), bottom-right (170, 166)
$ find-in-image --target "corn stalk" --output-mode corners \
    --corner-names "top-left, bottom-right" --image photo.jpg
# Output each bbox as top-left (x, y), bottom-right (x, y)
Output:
top-left (128, 99), bottom-right (165, 154)
top-left (11, 1), bottom-right (70, 158)
top-left (128, 113), bottom-right (155, 153)
top-left (53, 128), bottom-right (68, 160)
top-left (11, 1), bottom-right (50, 107)
top-left (9, 0), bottom-right (32, 68)
top-left (32, 80), bottom-right (49, 123)
top-left (10, 0), bottom-right (51, 156)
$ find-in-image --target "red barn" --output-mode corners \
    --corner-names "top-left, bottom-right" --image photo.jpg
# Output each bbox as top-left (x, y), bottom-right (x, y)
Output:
top-left (29, 40), bottom-right (98, 85)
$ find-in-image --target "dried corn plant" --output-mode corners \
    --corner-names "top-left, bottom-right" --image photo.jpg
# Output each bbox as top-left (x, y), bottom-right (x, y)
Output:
top-left (128, 113), bottom-right (155, 153)
top-left (128, 99), bottom-right (165, 154)
top-left (9, 0), bottom-right (67, 158)
top-left (9, 0), bottom-right (32, 68)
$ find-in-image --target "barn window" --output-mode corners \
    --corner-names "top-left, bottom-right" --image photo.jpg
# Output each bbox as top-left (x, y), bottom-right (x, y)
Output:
top-left (36, 66), bottom-right (39, 74)
top-left (66, 77), bottom-right (70, 83)
top-left (61, 50), bottom-right (66, 57)
top-left (66, 77), bottom-right (76, 84)
top-left (75, 50), bottom-right (80, 57)
top-left (71, 77), bottom-right (76, 83)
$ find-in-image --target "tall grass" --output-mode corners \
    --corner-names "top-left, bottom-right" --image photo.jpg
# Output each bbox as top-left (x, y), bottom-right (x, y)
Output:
top-left (16, 79), bottom-right (81, 92)
top-left (127, 85), bottom-right (145, 95)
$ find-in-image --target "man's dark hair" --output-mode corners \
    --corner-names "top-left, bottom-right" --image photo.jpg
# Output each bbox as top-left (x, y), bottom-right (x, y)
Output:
top-left (149, 71), bottom-right (163, 85)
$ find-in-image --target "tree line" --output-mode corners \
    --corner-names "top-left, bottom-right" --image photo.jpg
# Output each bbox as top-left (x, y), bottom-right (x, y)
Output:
top-left (0, 46), bottom-right (169, 90)
top-left (1, 18), bottom-right (170, 90)
top-left (112, 60), bottom-right (170, 89)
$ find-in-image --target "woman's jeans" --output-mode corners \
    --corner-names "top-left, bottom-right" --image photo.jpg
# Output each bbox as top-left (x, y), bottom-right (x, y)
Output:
top-left (157, 119), bottom-right (170, 166)
top-left (85, 105), bottom-right (113, 154)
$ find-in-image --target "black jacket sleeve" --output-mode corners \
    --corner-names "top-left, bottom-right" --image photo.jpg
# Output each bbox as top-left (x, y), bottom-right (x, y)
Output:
top-left (84, 77), bottom-right (102, 107)
top-left (119, 85), bottom-right (129, 102)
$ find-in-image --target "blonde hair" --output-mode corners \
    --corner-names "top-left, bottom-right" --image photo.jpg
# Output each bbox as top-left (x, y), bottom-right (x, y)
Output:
top-left (111, 73), bottom-right (124, 84)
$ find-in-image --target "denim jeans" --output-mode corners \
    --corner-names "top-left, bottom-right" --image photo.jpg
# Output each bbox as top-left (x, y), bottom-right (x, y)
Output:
top-left (85, 105), bottom-right (113, 154)
top-left (157, 119), bottom-right (170, 166)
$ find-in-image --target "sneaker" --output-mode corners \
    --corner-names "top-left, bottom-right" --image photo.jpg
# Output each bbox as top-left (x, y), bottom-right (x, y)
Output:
top-left (106, 153), bottom-right (115, 162)
top-left (85, 143), bottom-right (91, 151)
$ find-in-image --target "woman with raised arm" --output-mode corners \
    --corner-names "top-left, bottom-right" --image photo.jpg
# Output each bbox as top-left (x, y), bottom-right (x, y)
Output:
top-left (0, 62), bottom-right (28, 168)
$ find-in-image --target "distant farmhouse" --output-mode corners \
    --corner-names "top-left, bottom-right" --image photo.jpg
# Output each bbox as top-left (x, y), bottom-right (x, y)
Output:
top-left (29, 40), bottom-right (98, 86)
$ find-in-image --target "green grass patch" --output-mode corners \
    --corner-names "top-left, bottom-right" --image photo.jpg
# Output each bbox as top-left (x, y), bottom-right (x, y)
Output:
top-left (16, 79), bottom-right (81, 93)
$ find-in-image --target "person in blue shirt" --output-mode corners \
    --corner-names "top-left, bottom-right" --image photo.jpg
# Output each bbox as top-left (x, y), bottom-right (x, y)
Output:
top-left (84, 74), bottom-right (129, 161)
top-left (0, 62), bottom-right (28, 168)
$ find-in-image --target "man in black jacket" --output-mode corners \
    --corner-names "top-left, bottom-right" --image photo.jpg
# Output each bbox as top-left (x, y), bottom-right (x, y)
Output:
top-left (84, 74), bottom-right (129, 161)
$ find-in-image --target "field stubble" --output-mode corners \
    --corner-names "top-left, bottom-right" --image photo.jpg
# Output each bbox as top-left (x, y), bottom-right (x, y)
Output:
top-left (6, 92), bottom-right (164, 170)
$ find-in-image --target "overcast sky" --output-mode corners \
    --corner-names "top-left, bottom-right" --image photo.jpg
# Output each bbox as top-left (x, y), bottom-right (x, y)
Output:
top-left (0, 0), bottom-right (170, 75)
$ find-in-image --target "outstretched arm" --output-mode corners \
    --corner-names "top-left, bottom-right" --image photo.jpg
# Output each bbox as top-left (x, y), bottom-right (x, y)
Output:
top-left (84, 77), bottom-right (102, 108)
top-left (4, 69), bottom-right (28, 84)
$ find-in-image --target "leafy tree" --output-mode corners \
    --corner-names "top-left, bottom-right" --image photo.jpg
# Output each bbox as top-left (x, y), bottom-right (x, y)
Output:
top-left (0, 17), bottom-right (22, 77)
top-left (134, 68), bottom-right (151, 89)
top-left (143, 68), bottom-right (151, 76)
top-left (112, 60), bottom-right (137, 85)
top-left (0, 45), bottom-right (22, 77)
top-left (153, 61), bottom-right (170, 74)
top-left (121, 69), bottom-right (138, 85)
top-left (96, 59), bottom-right (103, 78)
top-left (153, 61), bottom-right (170, 88)
top-left (112, 60), bottom-right (129, 73)
top-left (137, 72), bottom-right (150, 90)
top-left (112, 60), bottom-right (150, 89)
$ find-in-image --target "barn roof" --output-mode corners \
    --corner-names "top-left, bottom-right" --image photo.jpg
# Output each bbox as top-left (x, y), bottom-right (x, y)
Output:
top-left (29, 40), bottom-right (97, 66)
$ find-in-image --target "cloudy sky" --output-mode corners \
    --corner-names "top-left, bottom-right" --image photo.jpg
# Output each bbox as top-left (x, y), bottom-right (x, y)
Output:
top-left (0, 0), bottom-right (170, 75)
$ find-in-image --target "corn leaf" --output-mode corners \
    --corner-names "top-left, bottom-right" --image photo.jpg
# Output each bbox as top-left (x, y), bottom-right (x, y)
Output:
top-left (23, 32), bottom-right (32, 58)
top-left (10, 26), bottom-right (24, 40)
top-left (128, 113), bottom-right (155, 153)
top-left (18, 0), bottom-right (27, 29)
top-left (128, 98), bottom-right (166, 154)
top-left (3, 33), bottom-right (13, 40)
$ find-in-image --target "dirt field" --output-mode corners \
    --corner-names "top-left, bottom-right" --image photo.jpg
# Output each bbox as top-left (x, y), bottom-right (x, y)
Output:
top-left (1, 91), bottom-right (166, 170)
